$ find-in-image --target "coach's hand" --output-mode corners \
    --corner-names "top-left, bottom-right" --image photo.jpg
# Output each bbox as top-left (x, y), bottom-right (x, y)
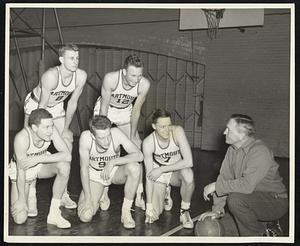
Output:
top-left (198, 210), bottom-right (223, 221)
top-left (147, 168), bottom-right (162, 182)
top-left (203, 182), bottom-right (216, 201)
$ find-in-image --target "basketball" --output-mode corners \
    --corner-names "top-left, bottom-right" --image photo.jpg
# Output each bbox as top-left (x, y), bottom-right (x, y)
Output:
top-left (194, 217), bottom-right (224, 236)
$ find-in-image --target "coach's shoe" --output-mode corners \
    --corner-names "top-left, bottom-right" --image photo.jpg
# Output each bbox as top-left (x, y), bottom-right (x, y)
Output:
top-left (99, 187), bottom-right (110, 211)
top-left (135, 192), bottom-right (146, 210)
top-left (121, 209), bottom-right (135, 229)
top-left (164, 186), bottom-right (173, 211)
top-left (180, 209), bottom-right (194, 229)
top-left (61, 192), bottom-right (77, 209)
top-left (265, 220), bottom-right (283, 236)
top-left (27, 192), bottom-right (38, 217)
top-left (47, 213), bottom-right (71, 229)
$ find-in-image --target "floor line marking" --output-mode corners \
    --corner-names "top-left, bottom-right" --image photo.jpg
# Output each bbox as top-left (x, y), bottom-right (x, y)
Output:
top-left (160, 214), bottom-right (200, 237)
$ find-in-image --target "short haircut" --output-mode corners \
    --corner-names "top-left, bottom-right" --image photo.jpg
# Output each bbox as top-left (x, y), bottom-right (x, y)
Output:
top-left (89, 115), bottom-right (112, 135)
top-left (59, 43), bottom-right (79, 57)
top-left (124, 54), bottom-right (144, 69)
top-left (230, 114), bottom-right (255, 136)
top-left (152, 109), bottom-right (172, 124)
top-left (28, 108), bottom-right (53, 127)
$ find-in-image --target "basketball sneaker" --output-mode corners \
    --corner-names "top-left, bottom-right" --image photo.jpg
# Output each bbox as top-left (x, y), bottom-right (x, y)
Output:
top-left (121, 208), bottom-right (135, 229)
top-left (47, 213), bottom-right (71, 229)
top-left (99, 187), bottom-right (110, 211)
top-left (61, 192), bottom-right (77, 209)
top-left (135, 192), bottom-right (146, 210)
top-left (180, 209), bottom-right (194, 229)
top-left (27, 190), bottom-right (38, 217)
top-left (164, 186), bottom-right (173, 211)
top-left (265, 220), bottom-right (283, 236)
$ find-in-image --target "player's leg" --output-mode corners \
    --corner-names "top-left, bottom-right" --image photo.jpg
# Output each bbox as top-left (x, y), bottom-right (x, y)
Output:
top-left (170, 167), bottom-right (195, 229)
top-left (37, 161), bottom-right (72, 228)
top-left (151, 181), bottom-right (167, 221)
top-left (112, 162), bottom-right (140, 229)
top-left (78, 180), bottom-right (104, 222)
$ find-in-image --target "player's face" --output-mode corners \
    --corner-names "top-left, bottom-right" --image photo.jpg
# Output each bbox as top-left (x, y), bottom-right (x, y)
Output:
top-left (34, 118), bottom-right (54, 141)
top-left (223, 119), bottom-right (244, 146)
top-left (93, 128), bottom-right (112, 150)
top-left (153, 117), bottom-right (172, 140)
top-left (61, 50), bottom-right (79, 72)
top-left (124, 65), bottom-right (143, 87)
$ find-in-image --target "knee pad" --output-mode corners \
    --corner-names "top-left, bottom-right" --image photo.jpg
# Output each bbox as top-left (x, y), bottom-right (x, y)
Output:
top-left (13, 209), bottom-right (28, 224)
top-left (78, 207), bottom-right (94, 223)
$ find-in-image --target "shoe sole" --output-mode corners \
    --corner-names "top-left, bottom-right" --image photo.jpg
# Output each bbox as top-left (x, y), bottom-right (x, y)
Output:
top-left (47, 219), bottom-right (71, 229)
top-left (28, 212), bottom-right (38, 217)
top-left (61, 203), bottom-right (77, 209)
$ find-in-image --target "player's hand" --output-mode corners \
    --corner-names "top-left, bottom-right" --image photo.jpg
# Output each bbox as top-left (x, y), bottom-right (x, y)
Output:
top-left (11, 199), bottom-right (28, 217)
top-left (198, 210), bottom-right (222, 221)
top-left (203, 182), bottom-right (216, 201)
top-left (145, 203), bottom-right (158, 224)
top-left (18, 156), bottom-right (39, 170)
top-left (101, 162), bottom-right (114, 181)
top-left (62, 129), bottom-right (74, 143)
top-left (147, 168), bottom-right (162, 182)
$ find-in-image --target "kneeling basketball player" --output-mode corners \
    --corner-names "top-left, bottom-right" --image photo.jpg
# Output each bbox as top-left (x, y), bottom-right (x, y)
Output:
top-left (77, 115), bottom-right (143, 229)
top-left (143, 109), bottom-right (195, 229)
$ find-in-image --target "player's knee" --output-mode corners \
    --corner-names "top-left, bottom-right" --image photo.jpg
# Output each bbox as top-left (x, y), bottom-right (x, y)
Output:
top-left (227, 192), bottom-right (247, 211)
top-left (13, 210), bottom-right (28, 224)
top-left (78, 207), bottom-right (94, 223)
top-left (180, 168), bottom-right (194, 184)
top-left (125, 162), bottom-right (140, 177)
top-left (56, 162), bottom-right (71, 178)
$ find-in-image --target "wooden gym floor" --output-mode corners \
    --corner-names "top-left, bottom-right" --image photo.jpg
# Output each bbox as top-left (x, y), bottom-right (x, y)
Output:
top-left (7, 135), bottom-right (290, 237)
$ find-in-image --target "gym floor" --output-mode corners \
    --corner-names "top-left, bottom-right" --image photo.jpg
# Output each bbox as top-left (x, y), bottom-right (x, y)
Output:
top-left (7, 136), bottom-right (290, 237)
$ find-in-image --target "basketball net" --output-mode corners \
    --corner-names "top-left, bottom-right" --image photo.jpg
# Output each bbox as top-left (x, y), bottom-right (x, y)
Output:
top-left (202, 9), bottom-right (225, 39)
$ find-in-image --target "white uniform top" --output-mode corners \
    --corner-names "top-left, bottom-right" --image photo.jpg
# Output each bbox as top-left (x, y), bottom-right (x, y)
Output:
top-left (152, 130), bottom-right (182, 166)
top-left (13, 127), bottom-right (51, 162)
top-left (89, 131), bottom-right (120, 171)
top-left (109, 69), bottom-right (139, 109)
top-left (33, 66), bottom-right (76, 107)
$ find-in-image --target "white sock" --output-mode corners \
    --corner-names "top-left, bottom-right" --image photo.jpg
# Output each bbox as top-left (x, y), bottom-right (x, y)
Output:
top-left (181, 201), bottom-right (190, 211)
top-left (49, 198), bottom-right (61, 215)
top-left (122, 197), bottom-right (133, 211)
top-left (137, 183), bottom-right (143, 194)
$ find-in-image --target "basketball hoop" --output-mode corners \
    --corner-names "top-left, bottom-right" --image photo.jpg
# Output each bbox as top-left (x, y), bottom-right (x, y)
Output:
top-left (202, 9), bottom-right (225, 39)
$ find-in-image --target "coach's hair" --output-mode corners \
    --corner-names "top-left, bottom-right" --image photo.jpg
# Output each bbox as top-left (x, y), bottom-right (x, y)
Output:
top-left (89, 115), bottom-right (112, 135)
top-left (230, 114), bottom-right (256, 136)
top-left (59, 43), bottom-right (79, 57)
top-left (124, 54), bottom-right (144, 69)
top-left (152, 109), bottom-right (172, 124)
top-left (28, 108), bottom-right (53, 127)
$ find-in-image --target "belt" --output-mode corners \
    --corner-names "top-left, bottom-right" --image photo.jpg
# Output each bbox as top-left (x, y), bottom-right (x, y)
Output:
top-left (274, 192), bottom-right (288, 199)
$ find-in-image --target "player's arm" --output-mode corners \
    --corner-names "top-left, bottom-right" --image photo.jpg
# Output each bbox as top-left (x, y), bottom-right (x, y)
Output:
top-left (160, 126), bottom-right (193, 173)
top-left (63, 69), bottom-right (87, 131)
top-left (130, 78), bottom-right (150, 141)
top-left (99, 73), bottom-right (114, 116)
top-left (109, 128), bottom-right (143, 166)
top-left (39, 68), bottom-right (58, 108)
top-left (142, 136), bottom-right (155, 204)
top-left (79, 131), bottom-right (93, 201)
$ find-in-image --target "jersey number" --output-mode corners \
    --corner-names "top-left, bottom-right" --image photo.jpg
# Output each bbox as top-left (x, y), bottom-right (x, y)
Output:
top-left (116, 98), bottom-right (129, 104)
top-left (55, 95), bottom-right (65, 101)
top-left (164, 157), bottom-right (171, 163)
top-left (98, 161), bottom-right (106, 169)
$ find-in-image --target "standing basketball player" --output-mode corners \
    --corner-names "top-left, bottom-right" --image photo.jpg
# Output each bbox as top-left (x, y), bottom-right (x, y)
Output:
top-left (142, 109), bottom-right (195, 228)
top-left (9, 109), bottom-right (72, 228)
top-left (77, 115), bottom-right (143, 229)
top-left (199, 114), bottom-right (288, 236)
top-left (93, 54), bottom-right (152, 211)
top-left (23, 43), bottom-right (87, 213)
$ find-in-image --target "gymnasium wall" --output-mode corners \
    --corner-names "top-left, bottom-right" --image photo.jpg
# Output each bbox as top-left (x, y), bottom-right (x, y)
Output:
top-left (9, 8), bottom-right (290, 157)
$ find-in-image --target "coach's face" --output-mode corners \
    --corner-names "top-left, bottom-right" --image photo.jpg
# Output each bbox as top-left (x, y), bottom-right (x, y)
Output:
top-left (223, 119), bottom-right (245, 147)
top-left (60, 50), bottom-right (79, 72)
top-left (33, 118), bottom-right (54, 142)
top-left (123, 65), bottom-right (143, 87)
top-left (153, 117), bottom-right (172, 140)
top-left (93, 128), bottom-right (111, 150)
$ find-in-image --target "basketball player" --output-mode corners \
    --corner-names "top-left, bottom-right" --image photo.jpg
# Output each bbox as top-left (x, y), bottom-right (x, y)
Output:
top-left (9, 109), bottom-right (72, 228)
top-left (199, 114), bottom-right (288, 236)
top-left (142, 109), bottom-right (195, 228)
top-left (93, 54), bottom-right (156, 211)
top-left (77, 115), bottom-right (143, 229)
top-left (23, 43), bottom-right (87, 213)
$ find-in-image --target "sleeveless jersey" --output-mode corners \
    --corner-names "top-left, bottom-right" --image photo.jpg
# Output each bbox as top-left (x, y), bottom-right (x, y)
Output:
top-left (109, 70), bottom-right (139, 109)
top-left (89, 132), bottom-right (120, 171)
top-left (33, 66), bottom-right (76, 107)
top-left (152, 130), bottom-right (182, 166)
top-left (13, 127), bottom-right (51, 161)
